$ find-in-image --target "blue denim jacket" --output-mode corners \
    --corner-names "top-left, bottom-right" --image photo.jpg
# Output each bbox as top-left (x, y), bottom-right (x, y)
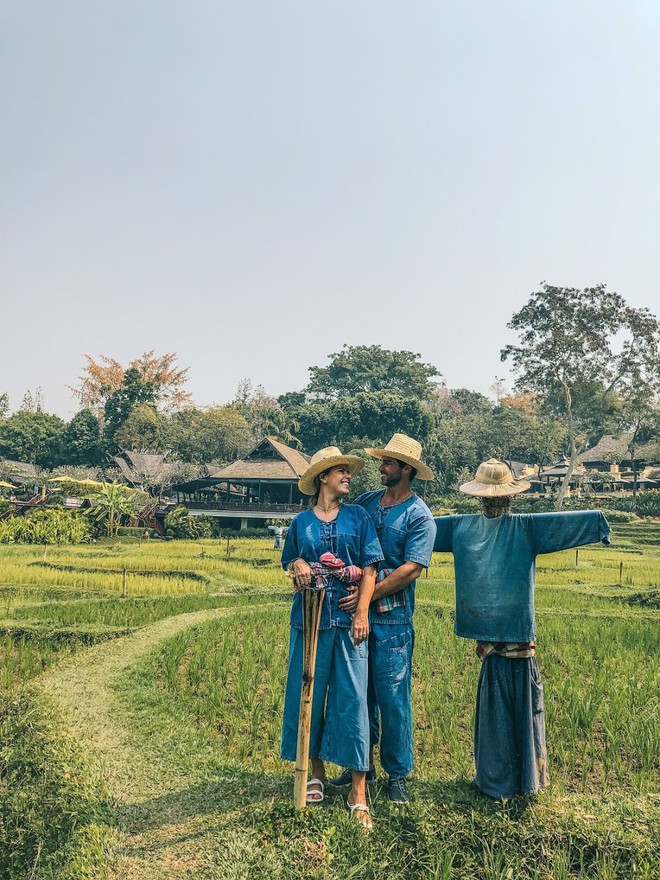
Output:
top-left (282, 505), bottom-right (383, 630)
top-left (354, 490), bottom-right (436, 625)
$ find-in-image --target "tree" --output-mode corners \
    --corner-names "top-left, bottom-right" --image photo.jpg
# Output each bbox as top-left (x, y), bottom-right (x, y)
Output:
top-left (0, 393), bottom-right (8, 420)
top-left (62, 410), bottom-right (103, 466)
top-left (501, 283), bottom-right (658, 508)
top-left (168, 406), bottom-right (251, 463)
top-left (306, 345), bottom-right (440, 401)
top-left (0, 410), bottom-right (65, 468)
top-left (88, 482), bottom-right (146, 536)
top-left (103, 368), bottom-right (157, 448)
top-left (114, 403), bottom-right (170, 452)
top-left (70, 351), bottom-right (191, 413)
top-left (612, 306), bottom-right (660, 502)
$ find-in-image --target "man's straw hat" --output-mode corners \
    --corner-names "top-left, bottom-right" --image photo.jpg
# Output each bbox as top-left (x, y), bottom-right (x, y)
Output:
top-left (459, 458), bottom-right (531, 497)
top-left (298, 446), bottom-right (365, 496)
top-left (364, 433), bottom-right (434, 481)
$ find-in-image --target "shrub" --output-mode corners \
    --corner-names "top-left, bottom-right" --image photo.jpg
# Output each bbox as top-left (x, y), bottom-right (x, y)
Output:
top-left (0, 508), bottom-right (90, 545)
top-left (599, 509), bottom-right (639, 524)
top-left (164, 506), bottom-right (212, 539)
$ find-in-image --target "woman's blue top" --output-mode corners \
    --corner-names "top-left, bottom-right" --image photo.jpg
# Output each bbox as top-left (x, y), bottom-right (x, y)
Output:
top-left (433, 511), bottom-right (611, 642)
top-left (282, 505), bottom-right (384, 630)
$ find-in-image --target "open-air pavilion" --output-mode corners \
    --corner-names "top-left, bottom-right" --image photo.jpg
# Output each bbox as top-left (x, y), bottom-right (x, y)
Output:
top-left (168, 437), bottom-right (310, 528)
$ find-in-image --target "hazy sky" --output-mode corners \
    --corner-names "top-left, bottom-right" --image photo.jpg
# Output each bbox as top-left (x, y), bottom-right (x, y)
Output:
top-left (2, 1), bottom-right (659, 418)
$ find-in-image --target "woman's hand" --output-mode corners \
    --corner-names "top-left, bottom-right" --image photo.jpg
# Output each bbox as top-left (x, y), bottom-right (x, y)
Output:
top-left (351, 610), bottom-right (369, 646)
top-left (289, 558), bottom-right (312, 592)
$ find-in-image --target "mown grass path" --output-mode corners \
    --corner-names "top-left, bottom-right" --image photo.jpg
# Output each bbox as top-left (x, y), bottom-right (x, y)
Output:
top-left (35, 607), bottom-right (273, 879)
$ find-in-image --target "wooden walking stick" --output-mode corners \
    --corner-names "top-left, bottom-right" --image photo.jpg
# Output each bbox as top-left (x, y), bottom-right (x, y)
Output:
top-left (293, 582), bottom-right (326, 809)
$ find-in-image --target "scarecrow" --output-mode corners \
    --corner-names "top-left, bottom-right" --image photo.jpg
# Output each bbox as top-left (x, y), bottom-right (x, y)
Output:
top-left (433, 459), bottom-right (611, 799)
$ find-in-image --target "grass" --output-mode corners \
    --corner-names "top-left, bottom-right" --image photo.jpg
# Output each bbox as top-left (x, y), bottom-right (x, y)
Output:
top-left (0, 523), bottom-right (657, 878)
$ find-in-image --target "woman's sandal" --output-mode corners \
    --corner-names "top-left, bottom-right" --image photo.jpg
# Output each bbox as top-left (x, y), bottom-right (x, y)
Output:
top-left (347, 799), bottom-right (373, 833)
top-left (306, 778), bottom-right (324, 804)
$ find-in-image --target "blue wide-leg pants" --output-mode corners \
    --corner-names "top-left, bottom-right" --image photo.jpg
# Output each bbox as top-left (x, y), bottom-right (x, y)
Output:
top-left (281, 626), bottom-right (370, 771)
top-left (474, 654), bottom-right (549, 799)
top-left (367, 622), bottom-right (415, 778)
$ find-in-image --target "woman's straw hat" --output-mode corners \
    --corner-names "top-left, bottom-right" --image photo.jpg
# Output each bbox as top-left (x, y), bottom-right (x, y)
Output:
top-left (298, 446), bottom-right (365, 496)
top-left (364, 433), bottom-right (434, 481)
top-left (459, 458), bottom-right (531, 497)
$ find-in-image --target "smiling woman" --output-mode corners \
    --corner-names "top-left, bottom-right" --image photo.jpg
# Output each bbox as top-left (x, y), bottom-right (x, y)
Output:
top-left (280, 446), bottom-right (384, 831)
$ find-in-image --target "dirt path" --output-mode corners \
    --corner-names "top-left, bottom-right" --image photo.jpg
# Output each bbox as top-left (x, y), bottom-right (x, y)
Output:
top-left (36, 608), bottom-right (274, 879)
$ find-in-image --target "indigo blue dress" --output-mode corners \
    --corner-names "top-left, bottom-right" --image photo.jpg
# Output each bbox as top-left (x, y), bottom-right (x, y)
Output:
top-left (434, 510), bottom-right (611, 798)
top-left (280, 505), bottom-right (383, 771)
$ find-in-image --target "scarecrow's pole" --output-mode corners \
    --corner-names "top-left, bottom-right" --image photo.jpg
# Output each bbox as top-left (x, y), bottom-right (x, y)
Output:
top-left (293, 584), bottom-right (325, 809)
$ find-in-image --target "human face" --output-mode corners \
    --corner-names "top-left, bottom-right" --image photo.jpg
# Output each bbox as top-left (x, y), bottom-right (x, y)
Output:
top-left (378, 457), bottom-right (406, 488)
top-left (321, 464), bottom-right (352, 497)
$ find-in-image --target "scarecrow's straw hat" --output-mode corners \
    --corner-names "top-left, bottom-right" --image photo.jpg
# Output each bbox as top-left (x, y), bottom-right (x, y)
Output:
top-left (298, 447), bottom-right (365, 495)
top-left (364, 433), bottom-right (434, 481)
top-left (459, 458), bottom-right (531, 497)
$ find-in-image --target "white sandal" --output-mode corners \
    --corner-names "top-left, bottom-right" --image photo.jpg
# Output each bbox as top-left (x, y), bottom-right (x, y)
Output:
top-left (306, 777), bottom-right (324, 804)
top-left (347, 800), bottom-right (373, 832)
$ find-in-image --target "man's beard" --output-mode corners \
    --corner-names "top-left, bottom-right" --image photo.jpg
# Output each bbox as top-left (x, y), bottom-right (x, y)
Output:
top-left (382, 472), bottom-right (402, 488)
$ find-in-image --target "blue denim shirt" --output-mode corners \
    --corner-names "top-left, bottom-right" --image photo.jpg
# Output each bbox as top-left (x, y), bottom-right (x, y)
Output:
top-left (434, 511), bottom-right (611, 642)
top-left (282, 504), bottom-right (383, 630)
top-left (354, 490), bottom-right (436, 625)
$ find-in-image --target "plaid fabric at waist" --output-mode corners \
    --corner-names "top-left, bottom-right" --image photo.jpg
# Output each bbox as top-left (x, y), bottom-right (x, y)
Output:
top-left (476, 641), bottom-right (536, 661)
top-left (375, 568), bottom-right (407, 613)
top-left (308, 552), bottom-right (363, 591)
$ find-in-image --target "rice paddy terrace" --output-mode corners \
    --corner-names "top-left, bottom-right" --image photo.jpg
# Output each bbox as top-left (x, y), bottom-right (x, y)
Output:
top-left (0, 524), bottom-right (658, 879)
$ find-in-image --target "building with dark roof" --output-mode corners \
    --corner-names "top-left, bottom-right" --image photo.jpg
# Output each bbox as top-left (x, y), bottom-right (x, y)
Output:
top-left (168, 437), bottom-right (311, 528)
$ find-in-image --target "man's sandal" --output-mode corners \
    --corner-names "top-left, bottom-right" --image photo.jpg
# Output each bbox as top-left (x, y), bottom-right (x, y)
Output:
top-left (306, 778), bottom-right (324, 804)
top-left (347, 800), bottom-right (372, 833)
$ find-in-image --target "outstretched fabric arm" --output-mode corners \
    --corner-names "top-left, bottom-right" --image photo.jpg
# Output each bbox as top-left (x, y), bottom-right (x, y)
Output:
top-left (433, 515), bottom-right (456, 553)
top-left (527, 510), bottom-right (611, 555)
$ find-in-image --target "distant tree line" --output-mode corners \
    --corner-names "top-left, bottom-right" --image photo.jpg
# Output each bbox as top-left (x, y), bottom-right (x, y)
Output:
top-left (1, 286), bottom-right (658, 504)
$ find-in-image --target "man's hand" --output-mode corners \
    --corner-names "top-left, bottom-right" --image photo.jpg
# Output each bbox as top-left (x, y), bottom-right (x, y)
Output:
top-left (338, 584), bottom-right (359, 614)
top-left (289, 558), bottom-right (312, 591)
top-left (351, 609), bottom-right (369, 645)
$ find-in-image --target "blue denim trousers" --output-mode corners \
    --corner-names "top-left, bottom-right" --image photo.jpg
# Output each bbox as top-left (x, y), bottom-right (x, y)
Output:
top-left (367, 622), bottom-right (415, 778)
top-left (474, 654), bottom-right (549, 799)
top-left (281, 626), bottom-right (371, 771)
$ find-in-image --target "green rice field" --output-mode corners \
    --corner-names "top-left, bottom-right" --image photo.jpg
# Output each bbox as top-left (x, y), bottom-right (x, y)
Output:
top-left (0, 525), bottom-right (658, 879)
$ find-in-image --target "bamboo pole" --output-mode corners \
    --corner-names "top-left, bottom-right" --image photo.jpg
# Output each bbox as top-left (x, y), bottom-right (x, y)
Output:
top-left (122, 568), bottom-right (127, 598)
top-left (293, 585), bottom-right (325, 809)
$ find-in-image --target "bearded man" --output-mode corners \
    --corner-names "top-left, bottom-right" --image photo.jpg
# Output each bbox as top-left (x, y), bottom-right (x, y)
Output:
top-left (330, 434), bottom-right (436, 803)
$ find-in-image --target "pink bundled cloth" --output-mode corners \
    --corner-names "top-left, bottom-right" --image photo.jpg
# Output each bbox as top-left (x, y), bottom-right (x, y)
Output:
top-left (308, 551), bottom-right (363, 591)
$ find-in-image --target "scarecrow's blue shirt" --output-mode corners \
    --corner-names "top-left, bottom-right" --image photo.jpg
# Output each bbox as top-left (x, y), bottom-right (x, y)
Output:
top-left (281, 504), bottom-right (383, 630)
top-left (354, 489), bottom-right (436, 624)
top-left (433, 510), bottom-right (611, 642)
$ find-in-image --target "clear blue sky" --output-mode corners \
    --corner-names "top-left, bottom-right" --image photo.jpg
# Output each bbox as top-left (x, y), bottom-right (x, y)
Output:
top-left (2, 1), bottom-right (659, 418)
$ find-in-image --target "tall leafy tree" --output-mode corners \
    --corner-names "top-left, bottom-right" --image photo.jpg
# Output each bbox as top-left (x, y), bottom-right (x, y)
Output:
top-left (306, 345), bottom-right (440, 401)
top-left (62, 410), bottom-right (103, 466)
top-left (0, 411), bottom-right (65, 468)
top-left (103, 368), bottom-right (157, 449)
top-left (70, 350), bottom-right (191, 413)
top-left (501, 283), bottom-right (658, 508)
top-left (168, 406), bottom-right (251, 463)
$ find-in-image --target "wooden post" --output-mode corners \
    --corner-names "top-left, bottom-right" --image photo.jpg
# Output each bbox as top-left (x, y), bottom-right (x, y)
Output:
top-left (619, 561), bottom-right (623, 585)
top-left (293, 586), bottom-right (325, 809)
top-left (43, 543), bottom-right (48, 561)
top-left (226, 536), bottom-right (230, 559)
top-left (122, 568), bottom-right (127, 598)
top-left (575, 549), bottom-right (579, 567)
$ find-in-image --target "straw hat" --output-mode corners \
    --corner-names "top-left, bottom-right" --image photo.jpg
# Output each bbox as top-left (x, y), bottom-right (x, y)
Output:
top-left (459, 458), bottom-right (531, 497)
top-left (298, 446), bottom-right (365, 495)
top-left (364, 433), bottom-right (434, 481)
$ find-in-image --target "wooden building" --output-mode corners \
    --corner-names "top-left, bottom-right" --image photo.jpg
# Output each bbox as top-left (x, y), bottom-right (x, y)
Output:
top-left (168, 437), bottom-right (310, 528)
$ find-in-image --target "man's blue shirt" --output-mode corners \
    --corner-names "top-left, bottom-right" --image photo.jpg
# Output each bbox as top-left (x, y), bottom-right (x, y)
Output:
top-left (281, 504), bottom-right (383, 630)
top-left (354, 489), bottom-right (436, 624)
